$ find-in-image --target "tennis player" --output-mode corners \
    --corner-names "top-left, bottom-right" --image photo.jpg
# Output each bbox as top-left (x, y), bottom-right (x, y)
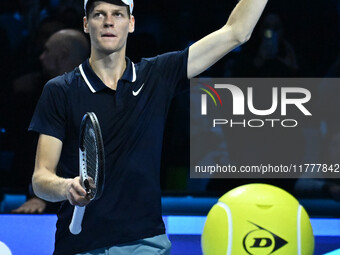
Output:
top-left (30, 0), bottom-right (268, 254)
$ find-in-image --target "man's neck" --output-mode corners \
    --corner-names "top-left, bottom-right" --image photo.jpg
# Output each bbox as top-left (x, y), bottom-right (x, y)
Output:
top-left (89, 50), bottom-right (127, 91)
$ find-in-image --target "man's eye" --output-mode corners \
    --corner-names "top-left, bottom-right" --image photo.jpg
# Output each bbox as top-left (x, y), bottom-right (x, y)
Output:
top-left (94, 12), bottom-right (103, 17)
top-left (115, 13), bottom-right (122, 17)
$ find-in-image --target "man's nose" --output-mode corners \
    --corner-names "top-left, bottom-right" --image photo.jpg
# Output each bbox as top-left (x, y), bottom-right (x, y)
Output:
top-left (104, 16), bottom-right (114, 27)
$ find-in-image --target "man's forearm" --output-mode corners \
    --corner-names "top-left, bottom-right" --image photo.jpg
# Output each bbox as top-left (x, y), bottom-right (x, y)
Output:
top-left (187, 0), bottom-right (268, 78)
top-left (32, 168), bottom-right (89, 206)
top-left (225, 0), bottom-right (268, 42)
top-left (32, 168), bottom-right (70, 203)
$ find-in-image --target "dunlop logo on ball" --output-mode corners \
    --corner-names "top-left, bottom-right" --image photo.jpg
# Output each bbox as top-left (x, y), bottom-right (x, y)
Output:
top-left (243, 222), bottom-right (288, 255)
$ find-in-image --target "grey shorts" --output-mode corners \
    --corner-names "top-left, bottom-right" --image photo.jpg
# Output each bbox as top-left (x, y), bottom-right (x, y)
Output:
top-left (76, 234), bottom-right (171, 255)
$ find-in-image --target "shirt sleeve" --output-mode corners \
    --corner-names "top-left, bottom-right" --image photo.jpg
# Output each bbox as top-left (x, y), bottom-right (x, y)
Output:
top-left (28, 77), bottom-right (67, 142)
top-left (154, 47), bottom-right (189, 96)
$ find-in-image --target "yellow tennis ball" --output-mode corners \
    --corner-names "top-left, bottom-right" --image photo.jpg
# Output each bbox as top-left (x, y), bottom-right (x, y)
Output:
top-left (202, 184), bottom-right (314, 255)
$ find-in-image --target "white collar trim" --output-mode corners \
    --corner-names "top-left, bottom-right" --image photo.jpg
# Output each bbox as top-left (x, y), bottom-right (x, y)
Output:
top-left (79, 61), bottom-right (136, 93)
top-left (132, 62), bottom-right (136, 82)
top-left (79, 64), bottom-right (96, 93)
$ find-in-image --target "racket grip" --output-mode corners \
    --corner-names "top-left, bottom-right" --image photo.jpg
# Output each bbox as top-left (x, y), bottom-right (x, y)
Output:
top-left (69, 205), bottom-right (86, 235)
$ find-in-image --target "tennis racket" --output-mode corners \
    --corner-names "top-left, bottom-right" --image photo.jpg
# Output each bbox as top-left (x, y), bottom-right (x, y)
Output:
top-left (69, 112), bottom-right (105, 235)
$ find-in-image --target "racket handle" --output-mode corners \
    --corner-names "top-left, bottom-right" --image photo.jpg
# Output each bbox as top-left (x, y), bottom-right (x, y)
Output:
top-left (69, 205), bottom-right (86, 235)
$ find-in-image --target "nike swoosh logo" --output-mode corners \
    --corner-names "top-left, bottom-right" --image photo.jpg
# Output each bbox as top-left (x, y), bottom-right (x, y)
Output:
top-left (132, 83), bottom-right (144, 96)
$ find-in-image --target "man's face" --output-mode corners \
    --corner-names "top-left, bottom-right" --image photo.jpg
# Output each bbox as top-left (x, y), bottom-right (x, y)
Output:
top-left (83, 1), bottom-right (135, 55)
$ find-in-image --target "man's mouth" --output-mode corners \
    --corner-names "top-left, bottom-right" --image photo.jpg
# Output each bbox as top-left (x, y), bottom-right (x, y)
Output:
top-left (102, 33), bottom-right (116, 38)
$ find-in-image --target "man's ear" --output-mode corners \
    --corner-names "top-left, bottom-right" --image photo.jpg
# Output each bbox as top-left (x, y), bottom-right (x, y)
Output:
top-left (83, 16), bottom-right (89, 34)
top-left (129, 15), bottom-right (135, 33)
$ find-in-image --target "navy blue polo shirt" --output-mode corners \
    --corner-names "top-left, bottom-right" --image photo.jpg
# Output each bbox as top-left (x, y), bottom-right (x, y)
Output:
top-left (29, 48), bottom-right (189, 255)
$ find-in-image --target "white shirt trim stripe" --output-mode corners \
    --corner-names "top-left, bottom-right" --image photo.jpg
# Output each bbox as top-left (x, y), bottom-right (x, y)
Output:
top-left (132, 62), bottom-right (136, 82)
top-left (79, 64), bottom-right (96, 93)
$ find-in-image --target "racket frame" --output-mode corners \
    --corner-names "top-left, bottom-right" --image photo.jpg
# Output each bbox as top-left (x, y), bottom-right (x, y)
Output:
top-left (69, 112), bottom-right (105, 235)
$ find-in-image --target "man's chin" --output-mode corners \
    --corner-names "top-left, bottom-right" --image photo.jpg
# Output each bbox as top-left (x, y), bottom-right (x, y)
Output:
top-left (97, 44), bottom-right (125, 56)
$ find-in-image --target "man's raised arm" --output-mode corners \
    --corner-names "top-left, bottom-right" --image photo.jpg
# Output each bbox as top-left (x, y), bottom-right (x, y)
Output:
top-left (188, 0), bottom-right (268, 78)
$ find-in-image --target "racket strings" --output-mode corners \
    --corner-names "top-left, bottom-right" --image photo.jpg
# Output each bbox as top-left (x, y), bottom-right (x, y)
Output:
top-left (84, 123), bottom-right (99, 197)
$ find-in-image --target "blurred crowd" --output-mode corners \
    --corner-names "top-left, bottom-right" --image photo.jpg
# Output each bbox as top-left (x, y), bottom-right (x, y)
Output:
top-left (1, 0), bottom-right (340, 214)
